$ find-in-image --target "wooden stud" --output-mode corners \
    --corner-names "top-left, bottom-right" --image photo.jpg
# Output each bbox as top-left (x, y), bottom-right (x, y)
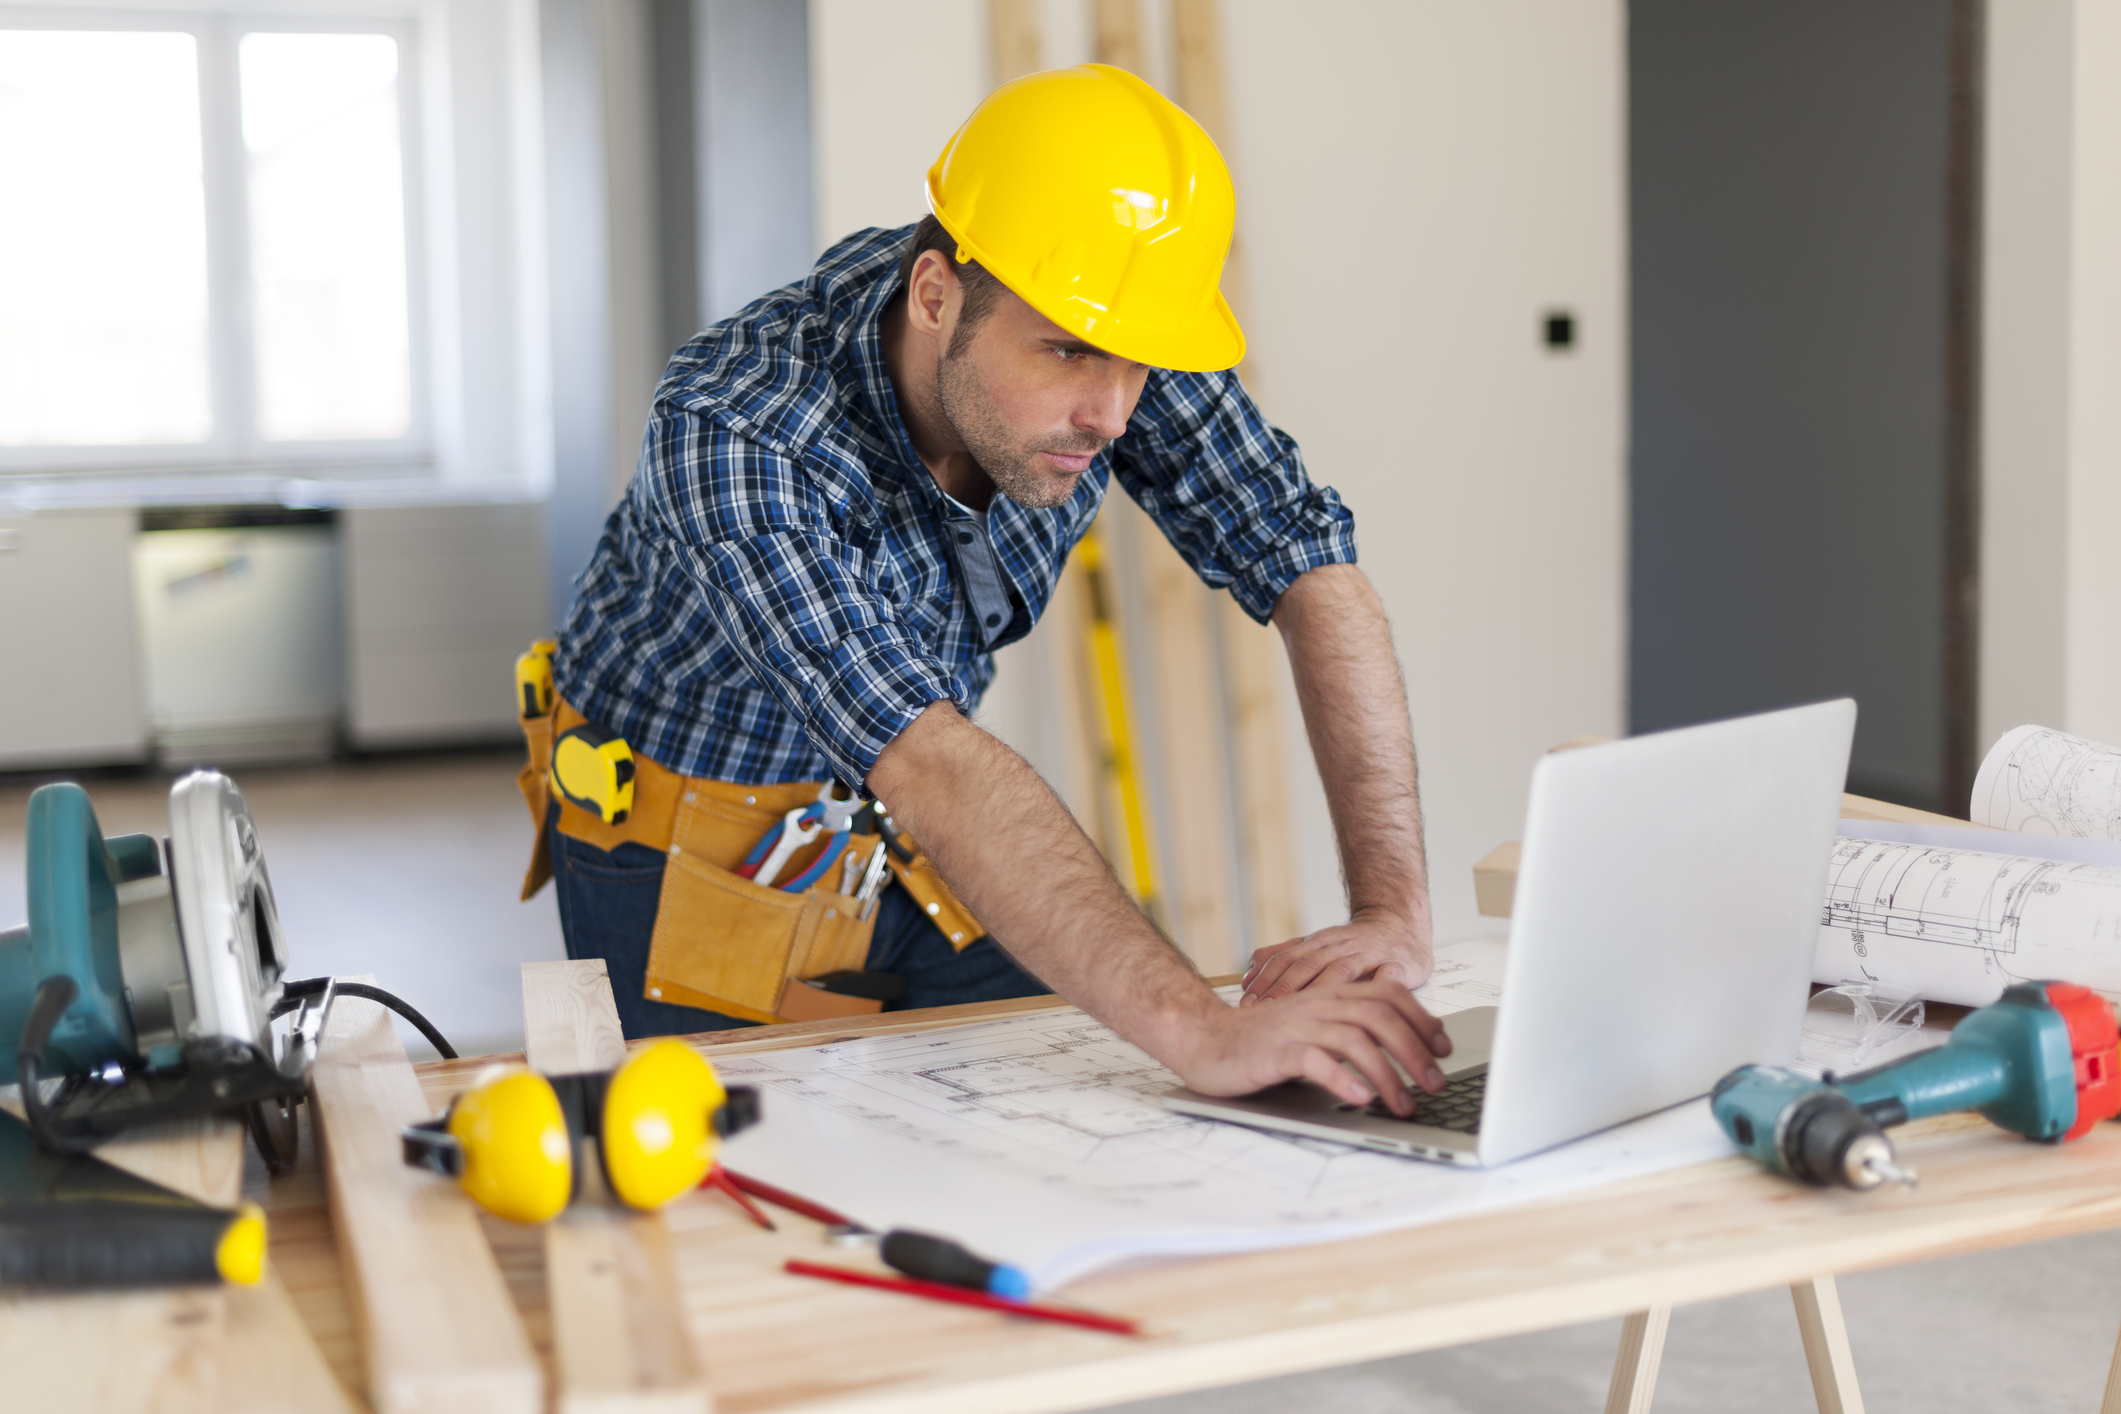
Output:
top-left (1169, 0), bottom-right (1301, 959)
top-left (1789, 1275), bottom-right (1865, 1414)
top-left (1603, 1304), bottom-right (1671, 1414)
top-left (1108, 503), bottom-right (1237, 971)
top-left (1219, 609), bottom-right (1300, 950)
top-left (312, 978), bottom-right (541, 1414)
top-left (1093, 0), bottom-right (1144, 74)
top-left (524, 959), bottom-right (710, 1414)
top-left (987, 0), bottom-right (1041, 86)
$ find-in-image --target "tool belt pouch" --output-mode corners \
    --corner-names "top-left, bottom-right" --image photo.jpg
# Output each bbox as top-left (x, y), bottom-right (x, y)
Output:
top-left (644, 819), bottom-right (880, 1025)
top-left (516, 710), bottom-right (557, 901)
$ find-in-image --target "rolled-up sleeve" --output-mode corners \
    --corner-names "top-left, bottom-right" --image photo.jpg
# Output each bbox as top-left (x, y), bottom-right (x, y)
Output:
top-left (1110, 369), bottom-right (1358, 623)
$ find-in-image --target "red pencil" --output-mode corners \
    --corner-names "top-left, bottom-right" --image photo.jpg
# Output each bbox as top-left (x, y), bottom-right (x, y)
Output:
top-left (703, 1167), bottom-right (777, 1231)
top-left (782, 1259), bottom-right (1140, 1336)
top-left (720, 1169), bottom-right (856, 1228)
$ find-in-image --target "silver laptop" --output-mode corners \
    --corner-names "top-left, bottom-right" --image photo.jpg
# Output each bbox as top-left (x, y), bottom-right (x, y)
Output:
top-left (1162, 699), bottom-right (1856, 1167)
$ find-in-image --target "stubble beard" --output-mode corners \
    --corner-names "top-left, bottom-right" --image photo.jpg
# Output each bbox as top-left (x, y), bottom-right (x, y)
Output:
top-left (936, 348), bottom-right (1104, 511)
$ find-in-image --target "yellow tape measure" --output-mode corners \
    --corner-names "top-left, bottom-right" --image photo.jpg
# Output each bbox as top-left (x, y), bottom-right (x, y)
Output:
top-left (552, 726), bottom-right (636, 825)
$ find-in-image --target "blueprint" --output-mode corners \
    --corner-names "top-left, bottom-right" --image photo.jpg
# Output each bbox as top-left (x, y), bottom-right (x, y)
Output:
top-left (715, 937), bottom-right (1733, 1289)
top-left (1973, 726), bottom-right (2121, 839)
top-left (1814, 836), bottom-right (2121, 1006)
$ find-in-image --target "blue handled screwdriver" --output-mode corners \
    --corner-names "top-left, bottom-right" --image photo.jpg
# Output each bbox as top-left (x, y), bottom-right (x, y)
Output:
top-left (879, 1229), bottom-right (1032, 1301)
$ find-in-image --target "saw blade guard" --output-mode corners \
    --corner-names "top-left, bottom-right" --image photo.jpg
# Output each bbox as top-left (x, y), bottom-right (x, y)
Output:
top-left (167, 771), bottom-right (287, 1056)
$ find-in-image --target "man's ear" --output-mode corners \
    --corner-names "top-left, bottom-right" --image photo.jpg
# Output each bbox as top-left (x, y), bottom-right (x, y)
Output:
top-left (905, 248), bottom-right (959, 340)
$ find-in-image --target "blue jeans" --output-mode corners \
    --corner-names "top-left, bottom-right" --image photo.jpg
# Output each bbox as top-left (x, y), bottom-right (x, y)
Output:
top-left (547, 811), bottom-right (1048, 1039)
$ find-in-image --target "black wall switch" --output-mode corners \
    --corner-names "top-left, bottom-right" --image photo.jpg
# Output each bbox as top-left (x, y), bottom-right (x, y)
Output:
top-left (1544, 311), bottom-right (1576, 350)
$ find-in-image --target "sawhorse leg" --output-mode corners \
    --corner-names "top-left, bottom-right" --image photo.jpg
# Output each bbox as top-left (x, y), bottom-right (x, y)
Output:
top-left (1790, 1276), bottom-right (1865, 1414)
top-left (1604, 1305), bottom-right (1671, 1414)
top-left (2098, 1311), bottom-right (2121, 1414)
top-left (1604, 1276), bottom-right (1863, 1414)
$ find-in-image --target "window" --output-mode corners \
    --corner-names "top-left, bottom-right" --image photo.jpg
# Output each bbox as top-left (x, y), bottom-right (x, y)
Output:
top-left (0, 13), bottom-right (424, 472)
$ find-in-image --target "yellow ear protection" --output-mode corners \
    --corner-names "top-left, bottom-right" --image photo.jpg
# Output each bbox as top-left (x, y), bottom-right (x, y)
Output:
top-left (400, 1040), bottom-right (760, 1222)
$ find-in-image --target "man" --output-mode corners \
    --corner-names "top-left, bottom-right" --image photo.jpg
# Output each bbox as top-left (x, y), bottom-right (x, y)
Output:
top-left (532, 63), bottom-right (1447, 1114)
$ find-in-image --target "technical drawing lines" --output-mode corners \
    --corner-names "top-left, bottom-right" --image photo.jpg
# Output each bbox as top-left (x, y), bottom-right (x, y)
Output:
top-left (724, 1014), bottom-right (1433, 1217)
top-left (1815, 836), bottom-right (2121, 1007)
top-left (1973, 725), bottom-right (2121, 839)
top-left (1822, 837), bottom-right (2058, 956)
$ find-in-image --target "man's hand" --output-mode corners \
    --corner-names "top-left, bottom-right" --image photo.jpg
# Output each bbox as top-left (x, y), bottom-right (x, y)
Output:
top-left (869, 704), bottom-right (1454, 1115)
top-left (1172, 980), bottom-right (1452, 1114)
top-left (1241, 907), bottom-right (1434, 1005)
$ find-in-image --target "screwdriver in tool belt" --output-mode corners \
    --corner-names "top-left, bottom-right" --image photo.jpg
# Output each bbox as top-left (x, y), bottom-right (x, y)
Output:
top-left (854, 841), bottom-right (889, 920)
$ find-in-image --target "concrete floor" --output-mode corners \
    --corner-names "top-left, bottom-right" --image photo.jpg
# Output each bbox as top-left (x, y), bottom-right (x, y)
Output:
top-left (4, 750), bottom-right (2118, 1411)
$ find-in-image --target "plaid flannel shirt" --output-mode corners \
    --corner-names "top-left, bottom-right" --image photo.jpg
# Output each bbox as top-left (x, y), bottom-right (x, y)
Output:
top-left (554, 225), bottom-right (1357, 790)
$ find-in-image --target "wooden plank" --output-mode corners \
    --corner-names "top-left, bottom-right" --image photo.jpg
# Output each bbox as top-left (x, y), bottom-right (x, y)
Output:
top-left (988, 0), bottom-right (1041, 85)
top-left (0, 1103), bottom-right (356, 1414)
top-left (226, 1273), bottom-right (365, 1414)
top-left (1789, 1275), bottom-right (1865, 1414)
top-left (1092, 0), bottom-right (1143, 73)
top-left (1473, 841), bottom-right (1520, 919)
top-left (1170, 0), bottom-right (1301, 962)
top-left (312, 978), bottom-right (541, 1414)
top-left (1838, 793), bottom-right (1992, 828)
top-left (0, 1283), bottom-right (225, 1414)
top-left (1219, 608), bottom-right (1300, 951)
top-left (525, 958), bottom-right (629, 1074)
top-left (1133, 514), bottom-right (1242, 974)
top-left (524, 960), bottom-right (709, 1414)
top-left (1602, 1305), bottom-right (1670, 1414)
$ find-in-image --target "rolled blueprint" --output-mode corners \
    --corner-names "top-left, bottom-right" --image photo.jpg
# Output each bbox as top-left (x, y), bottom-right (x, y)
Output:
top-left (1972, 725), bottom-right (2121, 838)
top-left (1815, 835), bottom-right (2121, 1007)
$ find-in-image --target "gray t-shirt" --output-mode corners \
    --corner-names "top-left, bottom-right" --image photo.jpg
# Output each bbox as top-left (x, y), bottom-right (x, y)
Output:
top-left (941, 493), bottom-right (1017, 650)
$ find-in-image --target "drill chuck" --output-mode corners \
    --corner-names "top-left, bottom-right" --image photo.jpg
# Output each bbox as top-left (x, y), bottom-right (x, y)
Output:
top-left (1779, 1089), bottom-right (1913, 1190)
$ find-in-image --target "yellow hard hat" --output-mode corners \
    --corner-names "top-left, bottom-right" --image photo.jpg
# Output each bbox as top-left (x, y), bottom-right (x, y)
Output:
top-left (926, 64), bottom-right (1244, 373)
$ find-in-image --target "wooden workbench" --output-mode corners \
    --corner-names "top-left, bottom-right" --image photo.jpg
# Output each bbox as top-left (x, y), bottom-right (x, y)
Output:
top-left (252, 989), bottom-right (2121, 1414)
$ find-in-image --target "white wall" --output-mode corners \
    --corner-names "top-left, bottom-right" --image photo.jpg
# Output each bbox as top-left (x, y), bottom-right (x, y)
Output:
top-left (807, 0), bottom-right (987, 251)
top-left (1981, 1), bottom-right (2121, 756)
top-left (806, 1), bottom-right (1628, 947)
top-left (1222, 2), bottom-right (1628, 941)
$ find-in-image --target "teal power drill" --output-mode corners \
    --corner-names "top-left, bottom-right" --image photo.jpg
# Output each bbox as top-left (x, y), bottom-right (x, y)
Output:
top-left (1712, 981), bottom-right (2121, 1190)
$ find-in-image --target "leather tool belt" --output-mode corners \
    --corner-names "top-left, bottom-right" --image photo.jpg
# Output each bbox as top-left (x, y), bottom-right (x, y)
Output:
top-left (517, 687), bottom-right (986, 1026)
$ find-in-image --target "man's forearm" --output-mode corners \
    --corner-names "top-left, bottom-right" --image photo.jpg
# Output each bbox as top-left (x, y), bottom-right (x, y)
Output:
top-left (1275, 564), bottom-right (1432, 941)
top-left (869, 693), bottom-right (1454, 1110)
top-left (866, 704), bottom-right (1215, 1062)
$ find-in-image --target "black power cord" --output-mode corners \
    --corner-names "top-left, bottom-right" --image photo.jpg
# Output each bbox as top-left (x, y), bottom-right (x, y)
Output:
top-left (17, 975), bottom-right (96, 1155)
top-left (274, 978), bottom-right (458, 1059)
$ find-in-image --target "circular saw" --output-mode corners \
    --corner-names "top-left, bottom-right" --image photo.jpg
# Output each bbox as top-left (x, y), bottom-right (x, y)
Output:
top-left (0, 770), bottom-right (332, 1172)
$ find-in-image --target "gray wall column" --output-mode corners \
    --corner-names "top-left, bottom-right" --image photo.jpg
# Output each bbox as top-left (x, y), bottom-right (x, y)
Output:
top-left (540, 0), bottom-right (616, 632)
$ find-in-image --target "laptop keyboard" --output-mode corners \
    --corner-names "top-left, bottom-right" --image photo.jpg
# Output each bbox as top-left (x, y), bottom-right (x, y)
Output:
top-left (1368, 1070), bottom-right (1485, 1133)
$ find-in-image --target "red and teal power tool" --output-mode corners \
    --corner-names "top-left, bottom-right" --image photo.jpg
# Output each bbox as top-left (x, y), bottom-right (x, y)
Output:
top-left (1711, 981), bottom-right (2121, 1190)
